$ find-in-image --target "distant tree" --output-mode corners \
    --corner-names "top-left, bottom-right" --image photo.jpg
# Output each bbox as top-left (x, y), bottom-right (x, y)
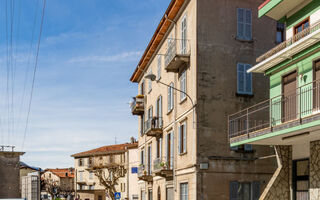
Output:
top-left (42, 179), bottom-right (61, 199)
top-left (91, 164), bottom-right (127, 200)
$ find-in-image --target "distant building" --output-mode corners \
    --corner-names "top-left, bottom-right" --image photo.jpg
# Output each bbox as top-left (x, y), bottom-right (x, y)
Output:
top-left (71, 142), bottom-right (139, 200)
top-left (0, 149), bottom-right (25, 198)
top-left (21, 172), bottom-right (40, 200)
top-left (42, 168), bottom-right (75, 192)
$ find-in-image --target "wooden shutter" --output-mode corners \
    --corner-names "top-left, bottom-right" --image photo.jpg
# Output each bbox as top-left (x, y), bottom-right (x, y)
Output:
top-left (183, 123), bottom-right (187, 153)
top-left (170, 132), bottom-right (174, 169)
top-left (159, 138), bottom-right (162, 158)
top-left (237, 8), bottom-right (244, 39)
top-left (251, 181), bottom-right (260, 200)
top-left (178, 126), bottom-right (181, 154)
top-left (245, 64), bottom-right (252, 94)
top-left (245, 9), bottom-right (252, 40)
top-left (230, 181), bottom-right (240, 200)
top-left (237, 63), bottom-right (245, 93)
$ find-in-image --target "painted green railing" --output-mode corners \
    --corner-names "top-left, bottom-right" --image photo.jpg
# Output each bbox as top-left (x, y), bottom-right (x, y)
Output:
top-left (229, 79), bottom-right (320, 140)
top-left (256, 20), bottom-right (320, 63)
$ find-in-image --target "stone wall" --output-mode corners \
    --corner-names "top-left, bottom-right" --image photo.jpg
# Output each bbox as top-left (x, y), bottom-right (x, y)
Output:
top-left (310, 140), bottom-right (320, 200)
top-left (261, 146), bottom-right (292, 200)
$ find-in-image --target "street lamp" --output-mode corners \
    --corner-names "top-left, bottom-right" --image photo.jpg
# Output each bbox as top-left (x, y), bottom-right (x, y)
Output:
top-left (144, 73), bottom-right (195, 127)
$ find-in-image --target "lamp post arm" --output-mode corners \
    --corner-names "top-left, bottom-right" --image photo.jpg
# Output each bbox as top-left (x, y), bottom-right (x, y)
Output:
top-left (156, 80), bottom-right (194, 108)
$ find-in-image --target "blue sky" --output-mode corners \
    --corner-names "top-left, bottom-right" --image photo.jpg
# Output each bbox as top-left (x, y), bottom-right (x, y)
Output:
top-left (0, 0), bottom-right (170, 169)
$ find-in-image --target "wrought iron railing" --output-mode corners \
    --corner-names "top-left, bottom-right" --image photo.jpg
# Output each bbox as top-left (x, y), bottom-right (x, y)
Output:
top-left (256, 20), bottom-right (320, 63)
top-left (164, 38), bottom-right (191, 67)
top-left (130, 95), bottom-right (144, 111)
top-left (153, 157), bottom-right (169, 172)
top-left (144, 117), bottom-right (163, 134)
top-left (138, 164), bottom-right (152, 177)
top-left (229, 79), bottom-right (320, 140)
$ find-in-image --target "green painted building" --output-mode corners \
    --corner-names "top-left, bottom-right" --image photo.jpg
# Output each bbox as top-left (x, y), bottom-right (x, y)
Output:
top-left (228, 0), bottom-right (320, 199)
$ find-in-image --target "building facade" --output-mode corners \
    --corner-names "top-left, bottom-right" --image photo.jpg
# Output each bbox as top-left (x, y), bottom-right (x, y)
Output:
top-left (0, 150), bottom-right (25, 198)
top-left (130, 0), bottom-right (280, 199)
top-left (42, 168), bottom-right (75, 193)
top-left (228, 0), bottom-right (320, 200)
top-left (71, 142), bottom-right (139, 200)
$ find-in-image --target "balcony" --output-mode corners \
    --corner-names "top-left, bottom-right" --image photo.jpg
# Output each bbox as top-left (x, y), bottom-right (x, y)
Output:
top-left (131, 95), bottom-right (144, 116)
top-left (153, 158), bottom-right (173, 180)
top-left (252, 20), bottom-right (320, 73)
top-left (138, 164), bottom-right (153, 182)
top-left (164, 38), bottom-right (190, 73)
top-left (144, 117), bottom-right (163, 137)
top-left (229, 79), bottom-right (320, 146)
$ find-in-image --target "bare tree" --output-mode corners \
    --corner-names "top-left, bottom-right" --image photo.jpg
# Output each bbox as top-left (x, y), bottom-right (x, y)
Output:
top-left (42, 179), bottom-right (61, 199)
top-left (92, 164), bottom-right (127, 200)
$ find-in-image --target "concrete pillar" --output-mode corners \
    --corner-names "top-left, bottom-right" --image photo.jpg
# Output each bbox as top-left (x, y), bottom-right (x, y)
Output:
top-left (310, 140), bottom-right (320, 200)
top-left (260, 146), bottom-right (292, 200)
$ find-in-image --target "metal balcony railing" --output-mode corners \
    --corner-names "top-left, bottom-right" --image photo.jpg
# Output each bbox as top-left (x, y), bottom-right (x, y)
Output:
top-left (144, 117), bottom-right (163, 135)
top-left (229, 79), bottom-right (320, 141)
top-left (256, 20), bottom-right (320, 63)
top-left (164, 38), bottom-right (191, 71)
top-left (153, 157), bottom-right (169, 172)
top-left (130, 95), bottom-right (144, 115)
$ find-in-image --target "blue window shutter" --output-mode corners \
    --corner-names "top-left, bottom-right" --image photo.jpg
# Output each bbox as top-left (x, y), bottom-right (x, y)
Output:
top-left (251, 181), bottom-right (260, 200)
top-left (245, 64), bottom-right (252, 94)
top-left (178, 126), bottom-right (181, 154)
top-left (230, 181), bottom-right (240, 200)
top-left (245, 9), bottom-right (252, 40)
top-left (237, 63), bottom-right (245, 93)
top-left (237, 8), bottom-right (244, 39)
top-left (183, 123), bottom-right (187, 153)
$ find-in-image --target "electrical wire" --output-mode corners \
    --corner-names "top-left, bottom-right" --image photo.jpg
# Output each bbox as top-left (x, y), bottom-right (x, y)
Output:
top-left (21, 0), bottom-right (47, 150)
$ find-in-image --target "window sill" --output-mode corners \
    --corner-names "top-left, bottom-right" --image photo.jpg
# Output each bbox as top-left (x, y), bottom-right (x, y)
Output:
top-left (236, 93), bottom-right (254, 98)
top-left (179, 96), bottom-right (187, 104)
top-left (179, 152), bottom-right (187, 156)
top-left (235, 37), bottom-right (254, 43)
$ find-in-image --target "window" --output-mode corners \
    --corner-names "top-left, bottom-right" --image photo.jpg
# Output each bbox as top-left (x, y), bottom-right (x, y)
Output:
top-left (180, 183), bottom-right (188, 200)
top-left (148, 145), bottom-right (152, 175)
top-left (148, 189), bottom-right (153, 200)
top-left (230, 181), bottom-right (260, 200)
top-left (156, 96), bottom-right (163, 127)
top-left (157, 56), bottom-right (161, 80)
top-left (166, 132), bottom-right (174, 169)
top-left (121, 183), bottom-right (126, 192)
top-left (141, 149), bottom-right (145, 165)
top-left (294, 18), bottom-right (309, 35)
top-left (79, 171), bottom-right (83, 181)
top-left (276, 22), bottom-right (285, 43)
top-left (237, 63), bottom-right (252, 95)
top-left (179, 122), bottom-right (187, 154)
top-left (293, 159), bottom-right (309, 200)
top-left (78, 159), bottom-right (83, 166)
top-left (89, 171), bottom-right (93, 180)
top-left (148, 70), bottom-right (152, 93)
top-left (156, 137), bottom-right (162, 158)
top-left (180, 70), bottom-right (186, 101)
top-left (237, 8), bottom-right (252, 41)
top-left (168, 83), bottom-right (174, 112)
top-left (157, 187), bottom-right (161, 200)
top-left (88, 157), bottom-right (93, 167)
top-left (181, 15), bottom-right (187, 54)
top-left (141, 115), bottom-right (145, 136)
top-left (109, 154), bottom-right (114, 163)
top-left (141, 190), bottom-right (146, 200)
top-left (231, 144), bottom-right (253, 152)
top-left (141, 81), bottom-right (145, 95)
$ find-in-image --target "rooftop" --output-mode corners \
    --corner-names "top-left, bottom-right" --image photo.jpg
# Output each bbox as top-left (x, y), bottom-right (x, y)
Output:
top-left (44, 168), bottom-right (75, 178)
top-left (71, 142), bottom-right (138, 158)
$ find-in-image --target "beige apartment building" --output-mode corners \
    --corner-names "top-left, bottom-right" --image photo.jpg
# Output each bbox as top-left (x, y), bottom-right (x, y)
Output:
top-left (71, 142), bottom-right (139, 200)
top-left (130, 0), bottom-right (281, 199)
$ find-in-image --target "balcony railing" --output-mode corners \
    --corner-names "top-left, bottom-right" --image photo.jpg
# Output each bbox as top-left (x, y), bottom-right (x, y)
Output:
top-left (144, 117), bottom-right (163, 137)
top-left (130, 95), bottom-right (144, 115)
top-left (256, 20), bottom-right (320, 63)
top-left (229, 79), bottom-right (320, 143)
top-left (164, 38), bottom-right (191, 72)
top-left (153, 157), bottom-right (173, 179)
top-left (138, 164), bottom-right (153, 182)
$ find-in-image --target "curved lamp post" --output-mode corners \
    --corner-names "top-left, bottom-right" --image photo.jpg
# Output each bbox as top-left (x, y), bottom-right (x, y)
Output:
top-left (144, 74), bottom-right (195, 128)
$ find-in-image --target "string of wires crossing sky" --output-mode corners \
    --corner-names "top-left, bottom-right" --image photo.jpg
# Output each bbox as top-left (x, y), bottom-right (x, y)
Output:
top-left (0, 0), bottom-right (46, 151)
